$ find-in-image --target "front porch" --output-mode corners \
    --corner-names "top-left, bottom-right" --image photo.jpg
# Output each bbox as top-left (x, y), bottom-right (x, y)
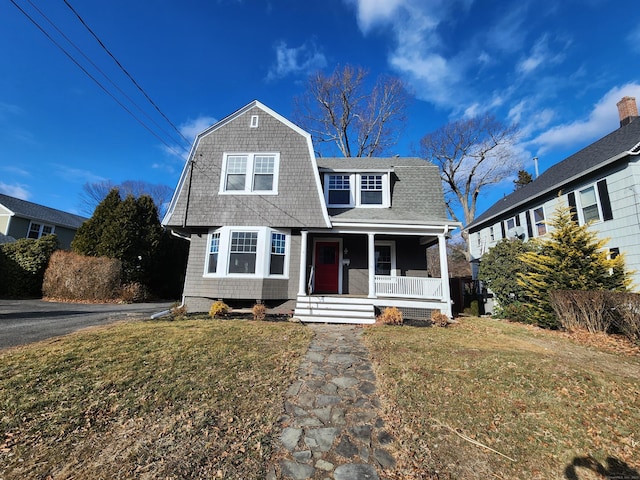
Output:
top-left (293, 226), bottom-right (454, 323)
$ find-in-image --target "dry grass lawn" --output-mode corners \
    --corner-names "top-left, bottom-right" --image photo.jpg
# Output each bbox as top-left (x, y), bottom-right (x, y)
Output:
top-left (0, 319), bottom-right (312, 480)
top-left (363, 317), bottom-right (640, 480)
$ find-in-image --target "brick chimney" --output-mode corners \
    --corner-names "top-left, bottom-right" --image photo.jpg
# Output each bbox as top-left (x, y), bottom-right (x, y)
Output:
top-left (616, 96), bottom-right (638, 127)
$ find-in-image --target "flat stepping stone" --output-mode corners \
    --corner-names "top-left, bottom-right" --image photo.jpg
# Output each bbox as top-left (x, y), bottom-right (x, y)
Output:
top-left (334, 464), bottom-right (379, 480)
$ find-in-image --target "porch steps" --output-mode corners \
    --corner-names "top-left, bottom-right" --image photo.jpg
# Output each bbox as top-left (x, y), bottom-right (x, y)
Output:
top-left (293, 296), bottom-right (376, 324)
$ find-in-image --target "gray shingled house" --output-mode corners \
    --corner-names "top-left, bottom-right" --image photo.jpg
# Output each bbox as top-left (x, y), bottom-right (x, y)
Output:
top-left (0, 194), bottom-right (87, 249)
top-left (162, 101), bottom-right (458, 322)
top-left (466, 96), bottom-right (640, 310)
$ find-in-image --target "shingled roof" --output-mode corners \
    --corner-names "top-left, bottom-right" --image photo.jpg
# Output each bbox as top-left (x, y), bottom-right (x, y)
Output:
top-left (467, 118), bottom-right (640, 231)
top-left (0, 194), bottom-right (88, 229)
top-left (316, 157), bottom-right (451, 225)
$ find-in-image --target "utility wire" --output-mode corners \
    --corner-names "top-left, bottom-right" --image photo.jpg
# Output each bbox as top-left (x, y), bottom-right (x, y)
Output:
top-left (24, 0), bottom-right (189, 154)
top-left (8, 0), bottom-right (188, 159)
top-left (62, 0), bottom-right (192, 147)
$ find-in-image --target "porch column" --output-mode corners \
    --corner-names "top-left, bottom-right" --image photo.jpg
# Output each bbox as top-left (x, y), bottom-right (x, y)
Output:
top-left (298, 230), bottom-right (308, 296)
top-left (368, 232), bottom-right (376, 298)
top-left (438, 233), bottom-right (453, 317)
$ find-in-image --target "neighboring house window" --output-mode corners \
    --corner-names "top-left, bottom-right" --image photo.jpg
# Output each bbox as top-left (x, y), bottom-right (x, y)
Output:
top-left (328, 175), bottom-right (351, 205)
top-left (505, 217), bottom-right (516, 230)
top-left (229, 232), bottom-right (258, 274)
top-left (579, 186), bottom-right (600, 223)
top-left (374, 241), bottom-right (396, 275)
top-left (489, 226), bottom-right (495, 242)
top-left (221, 153), bottom-right (279, 194)
top-left (609, 248), bottom-right (620, 259)
top-left (27, 222), bottom-right (54, 239)
top-left (207, 232), bottom-right (220, 273)
top-left (270, 232), bottom-right (286, 275)
top-left (360, 175), bottom-right (383, 205)
top-left (533, 207), bottom-right (546, 236)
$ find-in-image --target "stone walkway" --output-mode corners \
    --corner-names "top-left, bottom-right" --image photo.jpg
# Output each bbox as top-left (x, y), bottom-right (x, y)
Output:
top-left (267, 324), bottom-right (395, 480)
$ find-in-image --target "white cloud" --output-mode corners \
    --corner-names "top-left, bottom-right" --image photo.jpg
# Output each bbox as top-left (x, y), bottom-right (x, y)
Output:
top-left (345, 0), bottom-right (413, 33)
top-left (516, 34), bottom-right (568, 76)
top-left (530, 82), bottom-right (640, 154)
top-left (0, 182), bottom-right (30, 200)
top-left (52, 165), bottom-right (107, 184)
top-left (1, 165), bottom-right (30, 177)
top-left (267, 40), bottom-right (327, 81)
top-left (179, 116), bottom-right (217, 142)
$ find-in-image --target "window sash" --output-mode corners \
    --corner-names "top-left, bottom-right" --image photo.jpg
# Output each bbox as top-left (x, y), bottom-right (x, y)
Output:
top-left (580, 186), bottom-right (600, 223)
top-left (375, 245), bottom-right (392, 276)
top-left (28, 223), bottom-right (41, 239)
top-left (533, 207), bottom-right (546, 235)
top-left (208, 233), bottom-right (220, 274)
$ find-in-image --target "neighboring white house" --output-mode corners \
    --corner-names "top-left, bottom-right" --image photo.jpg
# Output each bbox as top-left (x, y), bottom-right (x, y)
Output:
top-left (466, 96), bottom-right (640, 296)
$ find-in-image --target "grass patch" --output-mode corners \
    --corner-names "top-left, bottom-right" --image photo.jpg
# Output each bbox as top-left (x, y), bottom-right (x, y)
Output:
top-left (363, 317), bottom-right (640, 480)
top-left (0, 318), bottom-right (311, 479)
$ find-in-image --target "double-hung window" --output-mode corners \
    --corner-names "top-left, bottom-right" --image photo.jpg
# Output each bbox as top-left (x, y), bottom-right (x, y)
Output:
top-left (328, 175), bottom-right (351, 205)
top-left (229, 232), bottom-right (258, 274)
top-left (360, 175), bottom-right (383, 205)
top-left (270, 232), bottom-right (286, 275)
top-left (579, 186), bottom-right (600, 223)
top-left (533, 207), bottom-right (546, 236)
top-left (221, 153), bottom-right (278, 194)
top-left (27, 222), bottom-right (54, 239)
top-left (208, 232), bottom-right (220, 273)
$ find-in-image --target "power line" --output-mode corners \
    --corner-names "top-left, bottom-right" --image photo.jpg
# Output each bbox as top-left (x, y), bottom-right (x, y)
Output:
top-left (8, 0), bottom-right (189, 159)
top-left (23, 0), bottom-right (189, 153)
top-left (62, 0), bottom-right (192, 147)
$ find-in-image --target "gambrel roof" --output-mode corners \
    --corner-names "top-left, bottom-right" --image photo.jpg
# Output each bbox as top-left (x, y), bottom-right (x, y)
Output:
top-left (467, 118), bottom-right (640, 231)
top-left (0, 193), bottom-right (87, 229)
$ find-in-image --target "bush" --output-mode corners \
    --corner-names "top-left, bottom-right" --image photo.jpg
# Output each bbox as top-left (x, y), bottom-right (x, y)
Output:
top-left (43, 250), bottom-right (122, 301)
top-left (377, 306), bottom-right (403, 325)
top-left (430, 310), bottom-right (449, 327)
top-left (120, 282), bottom-right (149, 303)
top-left (549, 290), bottom-right (614, 333)
top-left (611, 292), bottom-right (640, 345)
top-left (170, 303), bottom-right (188, 320)
top-left (252, 303), bottom-right (267, 321)
top-left (0, 235), bottom-right (58, 298)
top-left (496, 301), bottom-right (530, 323)
top-left (209, 300), bottom-right (230, 318)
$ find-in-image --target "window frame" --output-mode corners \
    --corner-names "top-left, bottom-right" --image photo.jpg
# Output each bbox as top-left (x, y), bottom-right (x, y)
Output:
top-left (577, 184), bottom-right (602, 224)
top-left (220, 152), bottom-right (280, 195)
top-left (531, 206), bottom-right (547, 236)
top-left (27, 221), bottom-right (55, 239)
top-left (204, 227), bottom-right (289, 278)
top-left (374, 240), bottom-right (397, 276)
top-left (323, 172), bottom-right (390, 208)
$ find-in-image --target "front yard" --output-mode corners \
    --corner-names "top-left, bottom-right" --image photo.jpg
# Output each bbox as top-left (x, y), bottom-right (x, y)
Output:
top-left (1, 316), bottom-right (638, 479)
top-left (364, 318), bottom-right (640, 480)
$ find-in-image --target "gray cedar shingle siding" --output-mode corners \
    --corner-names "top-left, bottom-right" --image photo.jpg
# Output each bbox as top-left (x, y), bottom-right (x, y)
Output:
top-left (468, 119), bottom-right (640, 231)
top-left (165, 105), bottom-right (328, 230)
top-left (317, 158), bottom-right (449, 224)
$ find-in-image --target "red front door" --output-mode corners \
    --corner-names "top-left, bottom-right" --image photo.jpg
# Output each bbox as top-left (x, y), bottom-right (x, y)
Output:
top-left (314, 242), bottom-right (339, 294)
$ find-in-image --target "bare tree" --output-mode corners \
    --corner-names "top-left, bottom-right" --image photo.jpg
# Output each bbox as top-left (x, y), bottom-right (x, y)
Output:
top-left (79, 180), bottom-right (173, 218)
top-left (294, 65), bottom-right (409, 157)
top-left (420, 115), bottom-right (522, 253)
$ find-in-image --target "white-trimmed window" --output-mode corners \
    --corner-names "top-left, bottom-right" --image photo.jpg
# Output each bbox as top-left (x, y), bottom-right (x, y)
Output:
top-left (229, 231), bottom-right (258, 274)
top-left (328, 175), bottom-right (351, 205)
top-left (360, 175), bottom-right (383, 205)
top-left (532, 207), bottom-right (546, 236)
top-left (489, 226), bottom-right (495, 242)
top-left (221, 153), bottom-right (279, 194)
top-left (579, 186), bottom-right (600, 223)
top-left (270, 232), bottom-right (286, 275)
top-left (505, 217), bottom-right (516, 230)
top-left (205, 227), bottom-right (289, 278)
top-left (207, 232), bottom-right (220, 273)
top-left (324, 172), bottom-right (389, 207)
top-left (27, 222), bottom-right (54, 239)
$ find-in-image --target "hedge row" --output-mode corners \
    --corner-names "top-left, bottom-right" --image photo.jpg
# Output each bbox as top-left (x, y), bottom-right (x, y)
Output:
top-left (550, 290), bottom-right (640, 345)
top-left (0, 235), bottom-right (58, 298)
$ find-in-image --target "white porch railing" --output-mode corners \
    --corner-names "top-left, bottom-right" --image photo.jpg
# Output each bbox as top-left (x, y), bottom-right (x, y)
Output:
top-left (375, 275), bottom-right (443, 299)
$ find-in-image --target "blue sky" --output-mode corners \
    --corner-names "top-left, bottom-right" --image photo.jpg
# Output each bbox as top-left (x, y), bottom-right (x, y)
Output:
top-left (1, 0), bottom-right (639, 220)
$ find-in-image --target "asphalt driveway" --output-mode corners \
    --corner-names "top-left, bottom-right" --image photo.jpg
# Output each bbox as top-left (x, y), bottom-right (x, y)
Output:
top-left (0, 299), bottom-right (174, 350)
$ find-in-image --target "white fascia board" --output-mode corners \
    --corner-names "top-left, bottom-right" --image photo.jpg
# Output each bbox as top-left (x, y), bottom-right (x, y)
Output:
top-left (466, 148), bottom-right (640, 232)
top-left (328, 221), bottom-right (459, 235)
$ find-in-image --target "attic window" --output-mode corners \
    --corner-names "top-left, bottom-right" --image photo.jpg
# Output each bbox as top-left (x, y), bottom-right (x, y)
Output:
top-left (220, 153), bottom-right (279, 194)
top-left (250, 115), bottom-right (259, 128)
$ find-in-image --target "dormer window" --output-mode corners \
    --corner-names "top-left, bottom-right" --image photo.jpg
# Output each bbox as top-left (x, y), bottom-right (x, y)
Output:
top-left (323, 172), bottom-right (390, 208)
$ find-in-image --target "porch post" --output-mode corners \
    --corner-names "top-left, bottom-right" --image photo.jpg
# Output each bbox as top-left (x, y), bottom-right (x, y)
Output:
top-left (438, 233), bottom-right (453, 317)
top-left (368, 232), bottom-right (376, 298)
top-left (298, 230), bottom-right (308, 296)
